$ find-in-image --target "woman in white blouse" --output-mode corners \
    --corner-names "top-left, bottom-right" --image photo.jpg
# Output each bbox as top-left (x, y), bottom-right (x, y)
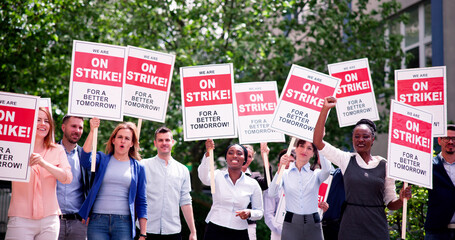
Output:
top-left (198, 139), bottom-right (263, 240)
top-left (313, 96), bottom-right (412, 240)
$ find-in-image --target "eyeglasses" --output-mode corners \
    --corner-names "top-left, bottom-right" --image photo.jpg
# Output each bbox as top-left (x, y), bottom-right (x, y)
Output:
top-left (441, 137), bottom-right (455, 143)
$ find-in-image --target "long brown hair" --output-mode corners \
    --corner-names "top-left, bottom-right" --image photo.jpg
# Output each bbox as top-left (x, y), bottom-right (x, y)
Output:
top-left (38, 107), bottom-right (56, 149)
top-left (105, 122), bottom-right (141, 160)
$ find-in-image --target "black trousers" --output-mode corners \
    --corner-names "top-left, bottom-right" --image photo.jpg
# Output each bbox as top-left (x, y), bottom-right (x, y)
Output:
top-left (134, 228), bottom-right (182, 240)
top-left (203, 222), bottom-right (249, 240)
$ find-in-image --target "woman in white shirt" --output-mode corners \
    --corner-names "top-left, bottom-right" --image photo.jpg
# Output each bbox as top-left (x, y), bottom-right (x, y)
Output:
top-left (313, 96), bottom-right (412, 240)
top-left (268, 139), bottom-right (330, 240)
top-left (198, 139), bottom-right (263, 240)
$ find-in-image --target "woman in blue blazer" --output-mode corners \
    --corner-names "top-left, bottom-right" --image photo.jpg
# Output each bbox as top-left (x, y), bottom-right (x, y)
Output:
top-left (79, 118), bottom-right (147, 240)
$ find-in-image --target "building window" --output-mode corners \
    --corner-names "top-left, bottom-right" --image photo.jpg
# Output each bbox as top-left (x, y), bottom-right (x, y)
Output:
top-left (398, 1), bottom-right (432, 68)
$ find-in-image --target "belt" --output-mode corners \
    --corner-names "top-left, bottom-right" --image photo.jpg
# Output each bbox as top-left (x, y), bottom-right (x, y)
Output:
top-left (448, 224), bottom-right (455, 229)
top-left (60, 213), bottom-right (82, 221)
top-left (284, 211), bottom-right (321, 224)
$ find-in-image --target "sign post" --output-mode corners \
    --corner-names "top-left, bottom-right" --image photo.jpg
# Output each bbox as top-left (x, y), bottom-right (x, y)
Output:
top-left (270, 64), bottom-right (340, 142)
top-left (68, 40), bottom-right (126, 122)
top-left (0, 92), bottom-right (40, 182)
top-left (395, 66), bottom-right (447, 136)
top-left (180, 63), bottom-right (237, 193)
top-left (123, 46), bottom-right (175, 123)
top-left (387, 100), bottom-right (433, 239)
top-left (328, 58), bottom-right (379, 127)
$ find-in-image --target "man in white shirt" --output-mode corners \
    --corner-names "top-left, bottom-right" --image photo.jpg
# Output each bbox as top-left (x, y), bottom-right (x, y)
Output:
top-left (141, 127), bottom-right (197, 240)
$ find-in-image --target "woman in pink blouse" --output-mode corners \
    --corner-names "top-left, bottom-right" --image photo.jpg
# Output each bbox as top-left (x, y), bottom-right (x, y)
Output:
top-left (6, 107), bottom-right (72, 240)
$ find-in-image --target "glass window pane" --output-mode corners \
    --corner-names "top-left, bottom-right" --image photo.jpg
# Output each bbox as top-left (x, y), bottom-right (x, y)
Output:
top-left (425, 43), bottom-right (432, 67)
top-left (405, 7), bottom-right (419, 47)
top-left (406, 47), bottom-right (420, 68)
top-left (425, 2), bottom-right (431, 37)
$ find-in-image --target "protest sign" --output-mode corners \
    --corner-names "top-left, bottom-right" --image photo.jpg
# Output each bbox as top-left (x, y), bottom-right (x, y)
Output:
top-left (318, 175), bottom-right (333, 217)
top-left (68, 40), bottom-right (126, 121)
top-left (395, 66), bottom-right (446, 136)
top-left (39, 98), bottom-right (52, 116)
top-left (180, 63), bottom-right (237, 141)
top-left (123, 46), bottom-right (175, 122)
top-left (387, 100), bottom-right (433, 189)
top-left (328, 58), bottom-right (379, 127)
top-left (0, 92), bottom-right (39, 182)
top-left (270, 65), bottom-right (340, 142)
top-left (234, 82), bottom-right (284, 144)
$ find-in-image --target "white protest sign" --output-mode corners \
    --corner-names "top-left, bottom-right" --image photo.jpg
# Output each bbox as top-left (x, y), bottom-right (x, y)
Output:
top-left (0, 92), bottom-right (39, 182)
top-left (271, 65), bottom-right (340, 142)
top-left (234, 82), bottom-right (284, 144)
top-left (123, 46), bottom-right (175, 122)
top-left (39, 98), bottom-right (52, 117)
top-left (68, 40), bottom-right (126, 121)
top-left (387, 100), bottom-right (433, 189)
top-left (328, 58), bottom-right (379, 127)
top-left (395, 66), bottom-right (446, 136)
top-left (180, 63), bottom-right (237, 141)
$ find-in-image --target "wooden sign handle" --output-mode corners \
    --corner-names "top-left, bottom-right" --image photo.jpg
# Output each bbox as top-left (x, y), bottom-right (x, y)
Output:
top-left (401, 182), bottom-right (408, 239)
top-left (275, 137), bottom-right (296, 184)
top-left (209, 149), bottom-right (216, 194)
top-left (91, 127), bottom-right (98, 172)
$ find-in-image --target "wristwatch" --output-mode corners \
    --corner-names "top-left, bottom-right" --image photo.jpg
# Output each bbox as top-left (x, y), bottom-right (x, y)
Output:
top-left (139, 234), bottom-right (147, 239)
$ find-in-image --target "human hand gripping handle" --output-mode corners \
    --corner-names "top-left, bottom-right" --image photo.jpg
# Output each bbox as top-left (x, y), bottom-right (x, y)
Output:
top-left (82, 118), bottom-right (100, 172)
top-left (205, 139), bottom-right (216, 194)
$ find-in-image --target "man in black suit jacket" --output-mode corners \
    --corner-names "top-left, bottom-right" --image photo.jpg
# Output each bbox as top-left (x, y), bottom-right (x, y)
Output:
top-left (425, 124), bottom-right (455, 240)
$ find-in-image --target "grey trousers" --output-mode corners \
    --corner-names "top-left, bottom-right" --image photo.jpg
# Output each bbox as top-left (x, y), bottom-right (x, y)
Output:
top-left (58, 219), bottom-right (87, 240)
top-left (281, 212), bottom-right (324, 240)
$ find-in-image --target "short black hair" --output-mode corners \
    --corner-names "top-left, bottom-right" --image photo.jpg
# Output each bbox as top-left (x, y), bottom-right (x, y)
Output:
top-left (353, 119), bottom-right (377, 138)
top-left (62, 115), bottom-right (84, 124)
top-left (448, 124), bottom-right (455, 131)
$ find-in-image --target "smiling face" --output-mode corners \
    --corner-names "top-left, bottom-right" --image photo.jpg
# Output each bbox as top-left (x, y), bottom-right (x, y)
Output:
top-left (36, 110), bottom-right (50, 140)
top-left (112, 128), bottom-right (134, 156)
top-left (62, 117), bottom-right (83, 144)
top-left (295, 141), bottom-right (315, 162)
top-left (154, 132), bottom-right (174, 155)
top-left (226, 145), bottom-right (246, 170)
top-left (352, 124), bottom-right (374, 154)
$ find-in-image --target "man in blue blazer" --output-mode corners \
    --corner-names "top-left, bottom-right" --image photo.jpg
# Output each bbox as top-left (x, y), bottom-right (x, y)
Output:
top-left (425, 124), bottom-right (455, 240)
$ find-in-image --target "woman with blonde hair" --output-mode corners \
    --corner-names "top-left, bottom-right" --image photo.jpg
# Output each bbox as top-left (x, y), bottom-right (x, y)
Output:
top-left (6, 107), bottom-right (72, 240)
top-left (78, 118), bottom-right (147, 240)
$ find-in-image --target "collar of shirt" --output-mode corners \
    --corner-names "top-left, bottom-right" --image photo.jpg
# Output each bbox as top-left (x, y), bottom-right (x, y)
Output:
top-left (62, 143), bottom-right (78, 155)
top-left (289, 162), bottom-right (310, 173)
top-left (156, 155), bottom-right (174, 167)
top-left (441, 153), bottom-right (455, 165)
top-left (223, 170), bottom-right (246, 185)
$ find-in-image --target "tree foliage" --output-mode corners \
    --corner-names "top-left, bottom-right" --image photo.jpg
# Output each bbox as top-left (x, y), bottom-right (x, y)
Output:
top-left (2, 0), bottom-right (426, 238)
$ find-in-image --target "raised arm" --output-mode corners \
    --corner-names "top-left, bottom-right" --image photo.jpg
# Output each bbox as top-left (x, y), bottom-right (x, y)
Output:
top-left (313, 96), bottom-right (337, 150)
top-left (198, 139), bottom-right (215, 185)
top-left (82, 118), bottom-right (100, 153)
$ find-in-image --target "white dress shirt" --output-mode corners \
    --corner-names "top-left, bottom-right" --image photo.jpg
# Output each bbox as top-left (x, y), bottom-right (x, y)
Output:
top-left (198, 155), bottom-right (263, 230)
top-left (142, 156), bottom-right (192, 234)
top-left (268, 153), bottom-right (330, 214)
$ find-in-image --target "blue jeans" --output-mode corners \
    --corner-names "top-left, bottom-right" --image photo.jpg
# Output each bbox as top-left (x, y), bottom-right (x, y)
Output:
top-left (88, 213), bottom-right (132, 240)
